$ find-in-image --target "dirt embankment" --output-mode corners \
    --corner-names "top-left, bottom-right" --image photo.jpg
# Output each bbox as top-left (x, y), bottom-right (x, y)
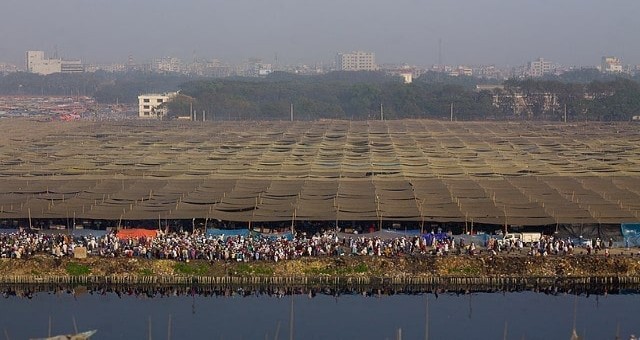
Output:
top-left (2, 255), bottom-right (640, 279)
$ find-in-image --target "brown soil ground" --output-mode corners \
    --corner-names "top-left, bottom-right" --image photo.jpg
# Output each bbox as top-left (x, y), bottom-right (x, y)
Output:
top-left (2, 253), bottom-right (640, 279)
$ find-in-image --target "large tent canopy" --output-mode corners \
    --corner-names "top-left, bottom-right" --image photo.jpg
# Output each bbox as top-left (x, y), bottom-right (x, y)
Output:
top-left (0, 118), bottom-right (638, 225)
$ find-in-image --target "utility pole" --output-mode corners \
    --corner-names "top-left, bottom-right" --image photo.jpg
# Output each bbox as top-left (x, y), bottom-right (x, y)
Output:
top-left (438, 38), bottom-right (442, 71)
top-left (380, 103), bottom-right (384, 121)
top-left (437, 38), bottom-right (443, 83)
top-left (290, 103), bottom-right (294, 121)
top-left (564, 104), bottom-right (567, 123)
top-left (450, 103), bottom-right (454, 121)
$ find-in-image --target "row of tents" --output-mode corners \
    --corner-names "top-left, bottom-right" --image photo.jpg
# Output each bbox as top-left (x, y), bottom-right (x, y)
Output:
top-left (3, 223), bottom-right (639, 247)
top-left (0, 119), bottom-right (637, 226)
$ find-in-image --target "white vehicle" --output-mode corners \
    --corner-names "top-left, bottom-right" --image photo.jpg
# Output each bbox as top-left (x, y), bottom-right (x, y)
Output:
top-left (497, 232), bottom-right (542, 246)
top-left (520, 232), bottom-right (542, 245)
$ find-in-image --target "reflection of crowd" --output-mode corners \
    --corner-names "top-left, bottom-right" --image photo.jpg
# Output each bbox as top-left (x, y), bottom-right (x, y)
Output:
top-left (1, 284), bottom-right (426, 300)
top-left (0, 229), bottom-right (624, 261)
top-left (3, 281), bottom-right (619, 300)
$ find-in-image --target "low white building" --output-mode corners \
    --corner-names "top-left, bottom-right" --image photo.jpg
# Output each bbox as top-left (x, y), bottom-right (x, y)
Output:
top-left (138, 92), bottom-right (178, 119)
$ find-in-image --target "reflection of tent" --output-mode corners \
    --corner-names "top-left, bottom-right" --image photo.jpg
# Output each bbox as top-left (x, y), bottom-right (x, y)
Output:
top-left (116, 229), bottom-right (157, 239)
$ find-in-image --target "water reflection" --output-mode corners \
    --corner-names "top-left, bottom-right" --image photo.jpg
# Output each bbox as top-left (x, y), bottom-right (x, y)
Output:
top-left (0, 284), bottom-right (638, 340)
top-left (2, 282), bottom-right (639, 300)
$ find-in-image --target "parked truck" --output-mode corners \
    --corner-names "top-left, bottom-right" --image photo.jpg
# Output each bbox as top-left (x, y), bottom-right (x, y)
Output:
top-left (497, 232), bottom-right (542, 246)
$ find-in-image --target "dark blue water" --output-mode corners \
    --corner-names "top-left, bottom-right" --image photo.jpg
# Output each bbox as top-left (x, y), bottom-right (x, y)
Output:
top-left (0, 289), bottom-right (638, 339)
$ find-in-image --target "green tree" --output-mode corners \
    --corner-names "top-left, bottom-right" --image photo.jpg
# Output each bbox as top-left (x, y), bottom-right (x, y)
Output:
top-left (165, 93), bottom-right (196, 119)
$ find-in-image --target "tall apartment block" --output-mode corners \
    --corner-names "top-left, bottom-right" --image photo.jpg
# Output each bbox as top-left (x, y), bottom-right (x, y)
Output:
top-left (26, 51), bottom-right (83, 75)
top-left (336, 51), bottom-right (377, 71)
top-left (601, 56), bottom-right (623, 73)
top-left (527, 58), bottom-right (553, 77)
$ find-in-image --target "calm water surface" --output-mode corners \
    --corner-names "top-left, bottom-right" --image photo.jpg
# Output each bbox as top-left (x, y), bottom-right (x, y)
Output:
top-left (0, 289), bottom-right (638, 339)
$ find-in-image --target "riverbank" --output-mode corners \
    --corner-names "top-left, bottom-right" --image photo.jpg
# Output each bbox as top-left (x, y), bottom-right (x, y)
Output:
top-left (2, 254), bottom-right (640, 282)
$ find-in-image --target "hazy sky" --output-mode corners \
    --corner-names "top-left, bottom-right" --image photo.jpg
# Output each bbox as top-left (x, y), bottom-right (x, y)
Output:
top-left (1, 0), bottom-right (639, 67)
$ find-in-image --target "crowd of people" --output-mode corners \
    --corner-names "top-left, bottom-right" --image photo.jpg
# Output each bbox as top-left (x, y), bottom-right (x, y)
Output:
top-left (0, 229), bottom-right (436, 260)
top-left (486, 234), bottom-right (617, 256)
top-left (0, 228), bottom-right (627, 261)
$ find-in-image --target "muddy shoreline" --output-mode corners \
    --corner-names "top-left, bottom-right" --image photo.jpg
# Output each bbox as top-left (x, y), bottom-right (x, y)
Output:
top-left (2, 254), bottom-right (640, 283)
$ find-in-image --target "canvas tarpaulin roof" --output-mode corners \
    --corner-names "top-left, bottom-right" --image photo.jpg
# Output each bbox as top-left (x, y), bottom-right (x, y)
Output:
top-left (0, 118), bottom-right (638, 225)
top-left (116, 228), bottom-right (157, 239)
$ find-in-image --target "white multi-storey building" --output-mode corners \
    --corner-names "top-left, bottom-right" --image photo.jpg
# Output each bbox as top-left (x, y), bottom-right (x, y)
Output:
top-left (336, 51), bottom-right (377, 71)
top-left (26, 51), bottom-right (83, 75)
top-left (27, 51), bottom-right (61, 75)
top-left (601, 56), bottom-right (623, 73)
top-left (527, 58), bottom-right (553, 77)
top-left (0, 63), bottom-right (19, 74)
top-left (138, 92), bottom-right (178, 119)
top-left (152, 57), bottom-right (182, 73)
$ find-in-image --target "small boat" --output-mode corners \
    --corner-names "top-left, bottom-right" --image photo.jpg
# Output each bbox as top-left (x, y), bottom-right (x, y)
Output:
top-left (31, 329), bottom-right (97, 340)
top-left (569, 328), bottom-right (580, 340)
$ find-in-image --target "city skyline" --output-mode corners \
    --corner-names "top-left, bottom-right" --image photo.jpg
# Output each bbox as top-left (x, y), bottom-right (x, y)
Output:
top-left (13, 49), bottom-right (639, 79)
top-left (1, 0), bottom-right (640, 67)
top-left (5, 47), bottom-right (640, 73)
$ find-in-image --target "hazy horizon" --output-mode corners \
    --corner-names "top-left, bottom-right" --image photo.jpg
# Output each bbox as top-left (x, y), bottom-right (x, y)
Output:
top-left (2, 0), bottom-right (639, 68)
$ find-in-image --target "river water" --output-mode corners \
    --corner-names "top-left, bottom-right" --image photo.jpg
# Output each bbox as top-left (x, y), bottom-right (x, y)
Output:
top-left (0, 287), bottom-right (638, 339)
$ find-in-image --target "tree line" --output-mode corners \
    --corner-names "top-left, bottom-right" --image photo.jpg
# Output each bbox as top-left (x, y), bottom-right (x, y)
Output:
top-left (170, 70), bottom-right (640, 121)
top-left (0, 71), bottom-right (193, 103)
top-left (1, 69), bottom-right (639, 121)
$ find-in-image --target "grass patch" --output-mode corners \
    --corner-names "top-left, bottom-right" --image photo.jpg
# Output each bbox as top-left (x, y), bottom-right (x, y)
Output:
top-left (304, 267), bottom-right (334, 275)
top-left (234, 263), bottom-right (274, 276)
top-left (139, 268), bottom-right (154, 276)
top-left (173, 262), bottom-right (210, 276)
top-left (353, 263), bottom-right (369, 273)
top-left (66, 262), bottom-right (91, 276)
top-left (447, 265), bottom-right (481, 276)
top-left (252, 265), bottom-right (274, 276)
top-left (304, 263), bottom-right (369, 276)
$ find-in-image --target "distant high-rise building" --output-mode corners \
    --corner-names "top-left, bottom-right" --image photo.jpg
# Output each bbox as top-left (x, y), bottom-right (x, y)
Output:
top-left (527, 58), bottom-right (553, 77)
top-left (27, 51), bottom-right (61, 75)
top-left (245, 58), bottom-right (272, 77)
top-left (336, 51), bottom-right (377, 71)
top-left (152, 57), bottom-right (182, 73)
top-left (448, 66), bottom-right (473, 77)
top-left (601, 56), bottom-right (623, 73)
top-left (26, 50), bottom-right (83, 75)
top-left (0, 62), bottom-right (19, 74)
